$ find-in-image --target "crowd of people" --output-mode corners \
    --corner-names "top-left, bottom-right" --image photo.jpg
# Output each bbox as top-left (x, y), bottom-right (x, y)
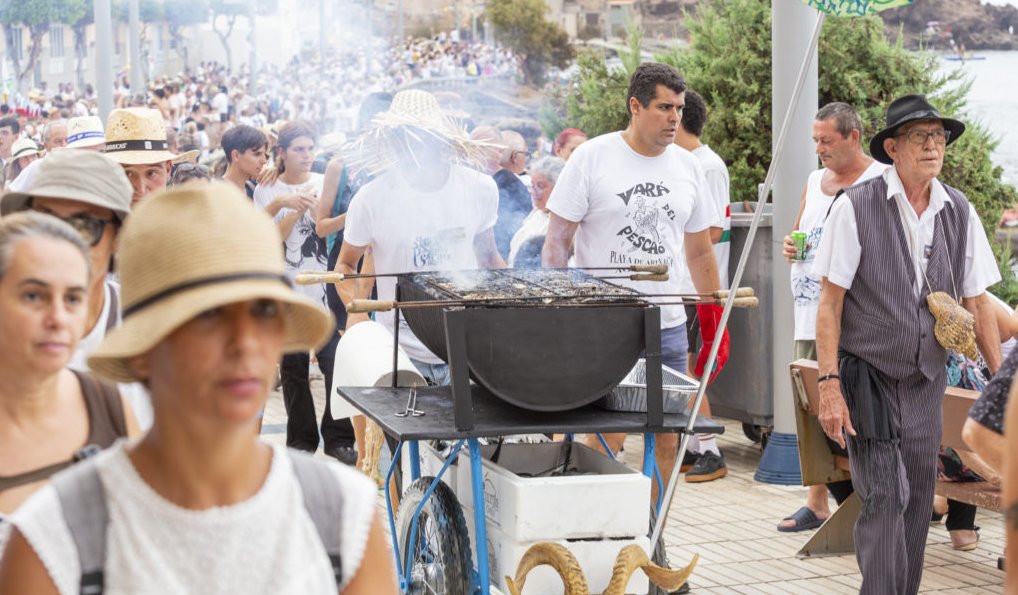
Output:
top-left (0, 39), bottom-right (1016, 595)
top-left (1, 32), bottom-right (519, 170)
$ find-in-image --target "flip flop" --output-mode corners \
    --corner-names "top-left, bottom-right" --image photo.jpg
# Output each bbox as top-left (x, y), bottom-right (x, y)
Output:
top-left (777, 506), bottom-right (825, 532)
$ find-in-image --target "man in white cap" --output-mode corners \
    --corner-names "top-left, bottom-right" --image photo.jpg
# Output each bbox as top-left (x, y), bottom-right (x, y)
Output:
top-left (103, 107), bottom-right (197, 205)
top-left (3, 115), bottom-right (107, 194)
top-left (0, 150), bottom-right (151, 426)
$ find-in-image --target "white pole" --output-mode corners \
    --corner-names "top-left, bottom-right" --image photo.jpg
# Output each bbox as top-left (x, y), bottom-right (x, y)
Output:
top-left (95, 0), bottom-right (114, 122)
top-left (129, 0), bottom-right (144, 94)
top-left (651, 8), bottom-right (826, 547)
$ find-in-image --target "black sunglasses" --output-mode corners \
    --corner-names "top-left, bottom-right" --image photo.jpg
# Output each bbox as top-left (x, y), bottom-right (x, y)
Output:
top-left (59, 214), bottom-right (116, 247)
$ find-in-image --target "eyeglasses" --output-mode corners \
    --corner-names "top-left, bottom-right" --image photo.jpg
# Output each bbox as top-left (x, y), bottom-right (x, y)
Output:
top-left (59, 214), bottom-right (115, 247)
top-left (171, 162), bottom-right (211, 185)
top-left (896, 128), bottom-right (951, 146)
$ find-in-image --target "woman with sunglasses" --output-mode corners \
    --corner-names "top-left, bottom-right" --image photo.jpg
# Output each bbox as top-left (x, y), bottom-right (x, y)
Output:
top-left (0, 184), bottom-right (396, 594)
top-left (0, 212), bottom-right (139, 551)
top-left (170, 162), bottom-right (212, 186)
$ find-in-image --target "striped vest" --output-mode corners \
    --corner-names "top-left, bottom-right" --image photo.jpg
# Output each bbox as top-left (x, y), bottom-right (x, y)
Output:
top-left (838, 176), bottom-right (969, 381)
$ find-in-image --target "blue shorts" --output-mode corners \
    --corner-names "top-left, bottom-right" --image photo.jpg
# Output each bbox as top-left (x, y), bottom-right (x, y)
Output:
top-left (660, 324), bottom-right (689, 373)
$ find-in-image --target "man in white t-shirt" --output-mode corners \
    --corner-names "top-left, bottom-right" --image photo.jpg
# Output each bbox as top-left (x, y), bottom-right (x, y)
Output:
top-left (338, 90), bottom-right (505, 382)
top-left (672, 89), bottom-right (730, 481)
top-left (775, 102), bottom-right (885, 533)
top-left (542, 63), bottom-right (730, 504)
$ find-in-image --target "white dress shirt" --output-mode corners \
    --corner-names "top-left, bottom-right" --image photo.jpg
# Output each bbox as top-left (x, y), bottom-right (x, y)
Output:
top-left (813, 166), bottom-right (1000, 298)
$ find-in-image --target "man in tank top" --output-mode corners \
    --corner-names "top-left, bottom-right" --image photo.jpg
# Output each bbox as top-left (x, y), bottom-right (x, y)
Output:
top-left (776, 102), bottom-right (885, 533)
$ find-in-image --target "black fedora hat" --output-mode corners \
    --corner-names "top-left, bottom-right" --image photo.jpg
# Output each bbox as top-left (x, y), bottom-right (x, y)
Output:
top-left (869, 94), bottom-right (965, 164)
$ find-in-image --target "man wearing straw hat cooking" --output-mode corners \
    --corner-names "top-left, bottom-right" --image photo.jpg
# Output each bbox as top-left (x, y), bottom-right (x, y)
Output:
top-left (103, 108), bottom-right (199, 205)
top-left (336, 89), bottom-right (504, 382)
top-left (813, 94), bottom-right (1002, 594)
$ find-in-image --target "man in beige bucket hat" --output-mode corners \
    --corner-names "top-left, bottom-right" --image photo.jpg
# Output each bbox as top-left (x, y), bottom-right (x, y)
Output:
top-left (104, 108), bottom-right (198, 205)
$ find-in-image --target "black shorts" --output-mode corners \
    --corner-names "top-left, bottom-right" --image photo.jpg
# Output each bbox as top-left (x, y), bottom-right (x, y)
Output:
top-left (684, 304), bottom-right (701, 354)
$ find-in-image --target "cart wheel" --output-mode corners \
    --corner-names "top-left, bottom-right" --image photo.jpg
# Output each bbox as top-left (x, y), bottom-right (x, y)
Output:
top-left (395, 477), bottom-right (473, 594)
top-left (742, 422), bottom-right (764, 444)
top-left (648, 504), bottom-right (691, 594)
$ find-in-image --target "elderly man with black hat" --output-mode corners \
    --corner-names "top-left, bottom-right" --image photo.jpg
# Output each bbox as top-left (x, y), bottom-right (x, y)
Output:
top-left (812, 95), bottom-right (1002, 594)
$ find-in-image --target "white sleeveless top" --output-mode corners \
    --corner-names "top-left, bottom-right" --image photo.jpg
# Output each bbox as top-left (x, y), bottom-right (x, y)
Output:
top-left (11, 441), bottom-right (378, 595)
top-left (790, 161), bottom-right (886, 341)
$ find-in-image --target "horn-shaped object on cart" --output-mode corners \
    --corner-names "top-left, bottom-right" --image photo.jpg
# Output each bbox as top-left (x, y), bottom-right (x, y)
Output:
top-left (345, 296), bottom-right (759, 314)
top-left (927, 291), bottom-right (979, 361)
top-left (603, 545), bottom-right (698, 595)
top-left (505, 542), bottom-right (588, 595)
top-left (505, 542), bottom-right (699, 595)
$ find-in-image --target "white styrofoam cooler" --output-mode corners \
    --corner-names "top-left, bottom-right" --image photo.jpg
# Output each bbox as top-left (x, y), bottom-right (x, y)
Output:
top-left (455, 442), bottom-right (650, 542)
top-left (465, 508), bottom-right (652, 595)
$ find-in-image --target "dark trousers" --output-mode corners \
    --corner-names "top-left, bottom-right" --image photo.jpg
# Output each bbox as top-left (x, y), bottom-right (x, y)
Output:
top-left (845, 370), bottom-right (944, 595)
top-left (281, 329), bottom-right (354, 452)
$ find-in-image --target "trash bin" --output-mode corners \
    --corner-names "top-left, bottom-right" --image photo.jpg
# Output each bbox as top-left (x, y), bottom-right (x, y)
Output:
top-left (707, 202), bottom-right (773, 435)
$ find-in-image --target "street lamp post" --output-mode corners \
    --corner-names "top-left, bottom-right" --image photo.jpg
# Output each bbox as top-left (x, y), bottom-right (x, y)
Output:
top-left (95, 0), bottom-right (114, 122)
top-left (129, 0), bottom-right (144, 92)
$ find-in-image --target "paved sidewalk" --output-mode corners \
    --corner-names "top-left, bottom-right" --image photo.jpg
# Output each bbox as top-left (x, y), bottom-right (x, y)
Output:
top-left (261, 378), bottom-right (1005, 593)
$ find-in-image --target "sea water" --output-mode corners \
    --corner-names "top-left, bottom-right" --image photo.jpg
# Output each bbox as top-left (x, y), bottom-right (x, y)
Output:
top-left (939, 50), bottom-right (1018, 187)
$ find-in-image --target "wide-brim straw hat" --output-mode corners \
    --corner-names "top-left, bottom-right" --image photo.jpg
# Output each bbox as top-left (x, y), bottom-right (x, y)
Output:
top-left (104, 107), bottom-right (199, 165)
top-left (870, 94), bottom-right (965, 164)
top-left (1, 150), bottom-right (133, 222)
top-left (344, 89), bottom-right (495, 176)
top-left (87, 183), bottom-right (334, 383)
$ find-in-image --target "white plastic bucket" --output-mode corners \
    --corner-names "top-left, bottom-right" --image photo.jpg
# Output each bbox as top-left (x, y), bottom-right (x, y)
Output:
top-left (330, 320), bottom-right (426, 419)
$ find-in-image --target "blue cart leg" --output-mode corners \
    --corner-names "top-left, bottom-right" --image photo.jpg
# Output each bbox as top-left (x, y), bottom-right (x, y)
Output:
top-left (642, 433), bottom-right (663, 513)
top-left (408, 440), bottom-right (421, 482)
top-left (468, 438), bottom-right (491, 594)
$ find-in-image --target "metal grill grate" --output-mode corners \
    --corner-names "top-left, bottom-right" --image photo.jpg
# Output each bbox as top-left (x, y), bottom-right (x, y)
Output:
top-left (409, 269), bottom-right (644, 304)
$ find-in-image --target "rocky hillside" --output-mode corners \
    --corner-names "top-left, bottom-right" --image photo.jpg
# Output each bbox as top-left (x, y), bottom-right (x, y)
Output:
top-left (880, 0), bottom-right (1018, 50)
top-left (637, 0), bottom-right (1018, 50)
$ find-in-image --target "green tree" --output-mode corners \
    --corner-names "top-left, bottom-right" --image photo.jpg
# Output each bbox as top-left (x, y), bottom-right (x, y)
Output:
top-left (71, 0), bottom-right (92, 90)
top-left (210, 0), bottom-right (246, 73)
top-left (164, 0), bottom-right (210, 71)
top-left (0, 0), bottom-right (86, 90)
top-left (557, 0), bottom-right (1018, 300)
top-left (486, 0), bottom-right (574, 85)
top-left (113, 0), bottom-right (163, 87)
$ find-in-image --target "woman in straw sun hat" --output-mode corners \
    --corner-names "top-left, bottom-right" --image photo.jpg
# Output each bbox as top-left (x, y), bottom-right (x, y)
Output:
top-left (0, 183), bottom-right (397, 595)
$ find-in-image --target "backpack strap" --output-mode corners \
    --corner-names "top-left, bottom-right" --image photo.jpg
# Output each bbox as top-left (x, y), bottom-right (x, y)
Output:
top-left (287, 449), bottom-right (344, 588)
top-left (52, 460), bottom-right (108, 595)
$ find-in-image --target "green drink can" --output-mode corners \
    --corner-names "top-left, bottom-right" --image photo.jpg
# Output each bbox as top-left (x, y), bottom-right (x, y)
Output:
top-left (791, 231), bottom-right (808, 261)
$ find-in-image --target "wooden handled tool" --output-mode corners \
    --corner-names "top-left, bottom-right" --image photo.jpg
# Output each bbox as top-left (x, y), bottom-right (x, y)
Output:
top-left (346, 295), bottom-right (759, 314)
top-left (598, 273), bottom-right (669, 282)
